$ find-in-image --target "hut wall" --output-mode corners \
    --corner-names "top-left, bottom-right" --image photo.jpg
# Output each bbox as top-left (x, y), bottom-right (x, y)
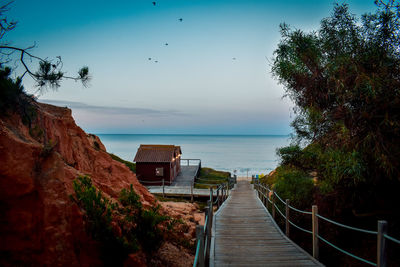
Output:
top-left (136, 162), bottom-right (172, 185)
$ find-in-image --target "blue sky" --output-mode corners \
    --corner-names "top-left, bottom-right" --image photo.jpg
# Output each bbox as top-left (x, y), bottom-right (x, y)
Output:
top-left (4, 0), bottom-right (377, 134)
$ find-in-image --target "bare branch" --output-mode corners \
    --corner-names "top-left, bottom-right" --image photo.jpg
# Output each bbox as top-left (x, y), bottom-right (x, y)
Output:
top-left (0, 1), bottom-right (17, 40)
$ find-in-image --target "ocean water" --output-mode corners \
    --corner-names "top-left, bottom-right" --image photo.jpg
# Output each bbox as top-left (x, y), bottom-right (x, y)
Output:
top-left (97, 134), bottom-right (291, 177)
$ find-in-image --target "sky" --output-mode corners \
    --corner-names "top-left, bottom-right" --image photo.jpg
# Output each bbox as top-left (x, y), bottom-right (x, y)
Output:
top-left (4, 0), bottom-right (377, 135)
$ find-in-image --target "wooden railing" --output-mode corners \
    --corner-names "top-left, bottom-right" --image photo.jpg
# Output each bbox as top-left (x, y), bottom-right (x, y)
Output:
top-left (193, 179), bottom-right (235, 267)
top-left (253, 178), bottom-right (400, 267)
top-left (180, 158), bottom-right (201, 167)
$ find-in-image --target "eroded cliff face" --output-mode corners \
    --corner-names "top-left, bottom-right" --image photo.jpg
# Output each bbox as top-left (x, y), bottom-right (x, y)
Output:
top-left (0, 102), bottom-right (195, 266)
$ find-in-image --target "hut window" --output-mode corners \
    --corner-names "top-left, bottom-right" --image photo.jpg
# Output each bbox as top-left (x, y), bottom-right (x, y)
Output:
top-left (156, 167), bottom-right (163, 176)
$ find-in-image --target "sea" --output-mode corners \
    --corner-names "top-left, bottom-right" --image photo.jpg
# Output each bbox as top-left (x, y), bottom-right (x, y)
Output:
top-left (97, 134), bottom-right (291, 177)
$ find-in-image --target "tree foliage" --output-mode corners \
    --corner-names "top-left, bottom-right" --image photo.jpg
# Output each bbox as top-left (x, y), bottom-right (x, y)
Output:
top-left (272, 0), bottom-right (400, 181)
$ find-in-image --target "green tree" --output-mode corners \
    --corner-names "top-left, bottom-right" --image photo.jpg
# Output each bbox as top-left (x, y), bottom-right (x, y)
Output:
top-left (272, 0), bottom-right (400, 181)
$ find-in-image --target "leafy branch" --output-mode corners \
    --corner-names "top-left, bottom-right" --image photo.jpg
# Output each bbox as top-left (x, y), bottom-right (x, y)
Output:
top-left (0, 1), bottom-right (90, 94)
top-left (0, 45), bottom-right (90, 92)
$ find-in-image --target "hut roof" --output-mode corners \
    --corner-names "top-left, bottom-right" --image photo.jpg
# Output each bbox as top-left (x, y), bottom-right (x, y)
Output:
top-left (134, 144), bottom-right (181, 163)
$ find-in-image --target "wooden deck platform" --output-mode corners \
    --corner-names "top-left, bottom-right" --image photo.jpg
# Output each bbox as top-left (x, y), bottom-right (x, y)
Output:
top-left (171, 165), bottom-right (199, 186)
top-left (147, 186), bottom-right (213, 198)
top-left (210, 180), bottom-right (322, 267)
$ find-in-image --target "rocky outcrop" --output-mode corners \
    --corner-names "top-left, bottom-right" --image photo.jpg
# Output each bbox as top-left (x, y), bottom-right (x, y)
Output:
top-left (0, 102), bottom-right (193, 266)
top-left (160, 202), bottom-right (204, 240)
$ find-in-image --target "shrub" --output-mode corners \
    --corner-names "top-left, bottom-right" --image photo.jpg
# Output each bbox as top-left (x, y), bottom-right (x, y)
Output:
top-left (277, 145), bottom-right (303, 167)
top-left (118, 185), bottom-right (168, 253)
top-left (277, 143), bottom-right (321, 170)
top-left (273, 168), bottom-right (315, 209)
top-left (199, 167), bottom-right (230, 179)
top-left (71, 176), bottom-right (132, 266)
top-left (136, 206), bottom-right (169, 253)
top-left (0, 65), bottom-right (37, 126)
top-left (72, 176), bottom-right (181, 264)
top-left (0, 66), bottom-right (24, 113)
top-left (317, 148), bottom-right (366, 193)
top-left (276, 143), bottom-right (366, 194)
top-left (119, 184), bottom-right (142, 210)
top-left (195, 167), bottom-right (230, 188)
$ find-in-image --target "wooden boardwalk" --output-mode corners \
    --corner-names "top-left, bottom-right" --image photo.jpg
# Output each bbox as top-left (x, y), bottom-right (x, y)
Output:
top-left (210, 180), bottom-right (322, 267)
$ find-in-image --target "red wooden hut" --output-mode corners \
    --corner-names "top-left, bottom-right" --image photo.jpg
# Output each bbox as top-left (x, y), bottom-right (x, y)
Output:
top-left (134, 145), bottom-right (182, 185)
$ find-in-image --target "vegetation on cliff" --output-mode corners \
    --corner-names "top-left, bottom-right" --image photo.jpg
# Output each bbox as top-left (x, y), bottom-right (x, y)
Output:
top-left (71, 175), bottom-right (190, 265)
top-left (109, 153), bottom-right (137, 173)
top-left (266, 0), bottom-right (400, 265)
top-left (195, 167), bottom-right (231, 188)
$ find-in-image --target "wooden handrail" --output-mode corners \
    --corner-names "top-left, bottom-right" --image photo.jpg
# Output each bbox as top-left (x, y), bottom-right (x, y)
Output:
top-left (193, 179), bottom-right (236, 267)
top-left (253, 179), bottom-right (400, 267)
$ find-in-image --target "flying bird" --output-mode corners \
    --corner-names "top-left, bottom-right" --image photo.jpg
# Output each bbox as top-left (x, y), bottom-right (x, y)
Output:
top-left (165, 43), bottom-right (168, 46)
top-left (148, 57), bottom-right (152, 60)
top-left (179, 18), bottom-right (183, 22)
top-left (232, 57), bottom-right (236, 60)
top-left (155, 60), bottom-right (158, 63)
top-left (152, 2), bottom-right (156, 6)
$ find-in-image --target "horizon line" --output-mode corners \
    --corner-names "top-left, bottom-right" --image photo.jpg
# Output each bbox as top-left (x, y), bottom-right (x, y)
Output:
top-left (95, 133), bottom-right (291, 136)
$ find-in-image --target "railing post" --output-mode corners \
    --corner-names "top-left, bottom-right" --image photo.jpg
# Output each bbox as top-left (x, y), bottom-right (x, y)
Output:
top-left (162, 179), bottom-right (165, 198)
top-left (224, 183), bottom-right (227, 201)
top-left (271, 191), bottom-right (276, 219)
top-left (217, 187), bottom-right (221, 208)
top-left (196, 225), bottom-right (205, 267)
top-left (256, 180), bottom-right (259, 198)
top-left (205, 200), bottom-right (213, 263)
top-left (257, 180), bottom-right (260, 197)
top-left (263, 186), bottom-right (266, 207)
top-left (377, 220), bottom-right (388, 267)
top-left (285, 199), bottom-right (290, 237)
top-left (208, 200), bottom-right (213, 218)
top-left (266, 186), bottom-right (269, 210)
top-left (210, 187), bottom-right (213, 203)
top-left (191, 181), bottom-right (194, 203)
top-left (204, 205), bottom-right (209, 232)
top-left (312, 205), bottom-right (319, 260)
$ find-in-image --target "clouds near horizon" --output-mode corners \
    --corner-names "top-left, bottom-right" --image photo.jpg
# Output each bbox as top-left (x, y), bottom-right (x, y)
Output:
top-left (40, 98), bottom-right (292, 134)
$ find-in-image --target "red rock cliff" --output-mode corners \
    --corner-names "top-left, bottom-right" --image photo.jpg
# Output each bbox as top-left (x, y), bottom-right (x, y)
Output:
top-left (0, 102), bottom-right (160, 266)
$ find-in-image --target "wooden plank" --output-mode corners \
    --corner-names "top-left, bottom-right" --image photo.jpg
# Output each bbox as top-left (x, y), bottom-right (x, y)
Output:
top-left (211, 180), bottom-right (323, 267)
